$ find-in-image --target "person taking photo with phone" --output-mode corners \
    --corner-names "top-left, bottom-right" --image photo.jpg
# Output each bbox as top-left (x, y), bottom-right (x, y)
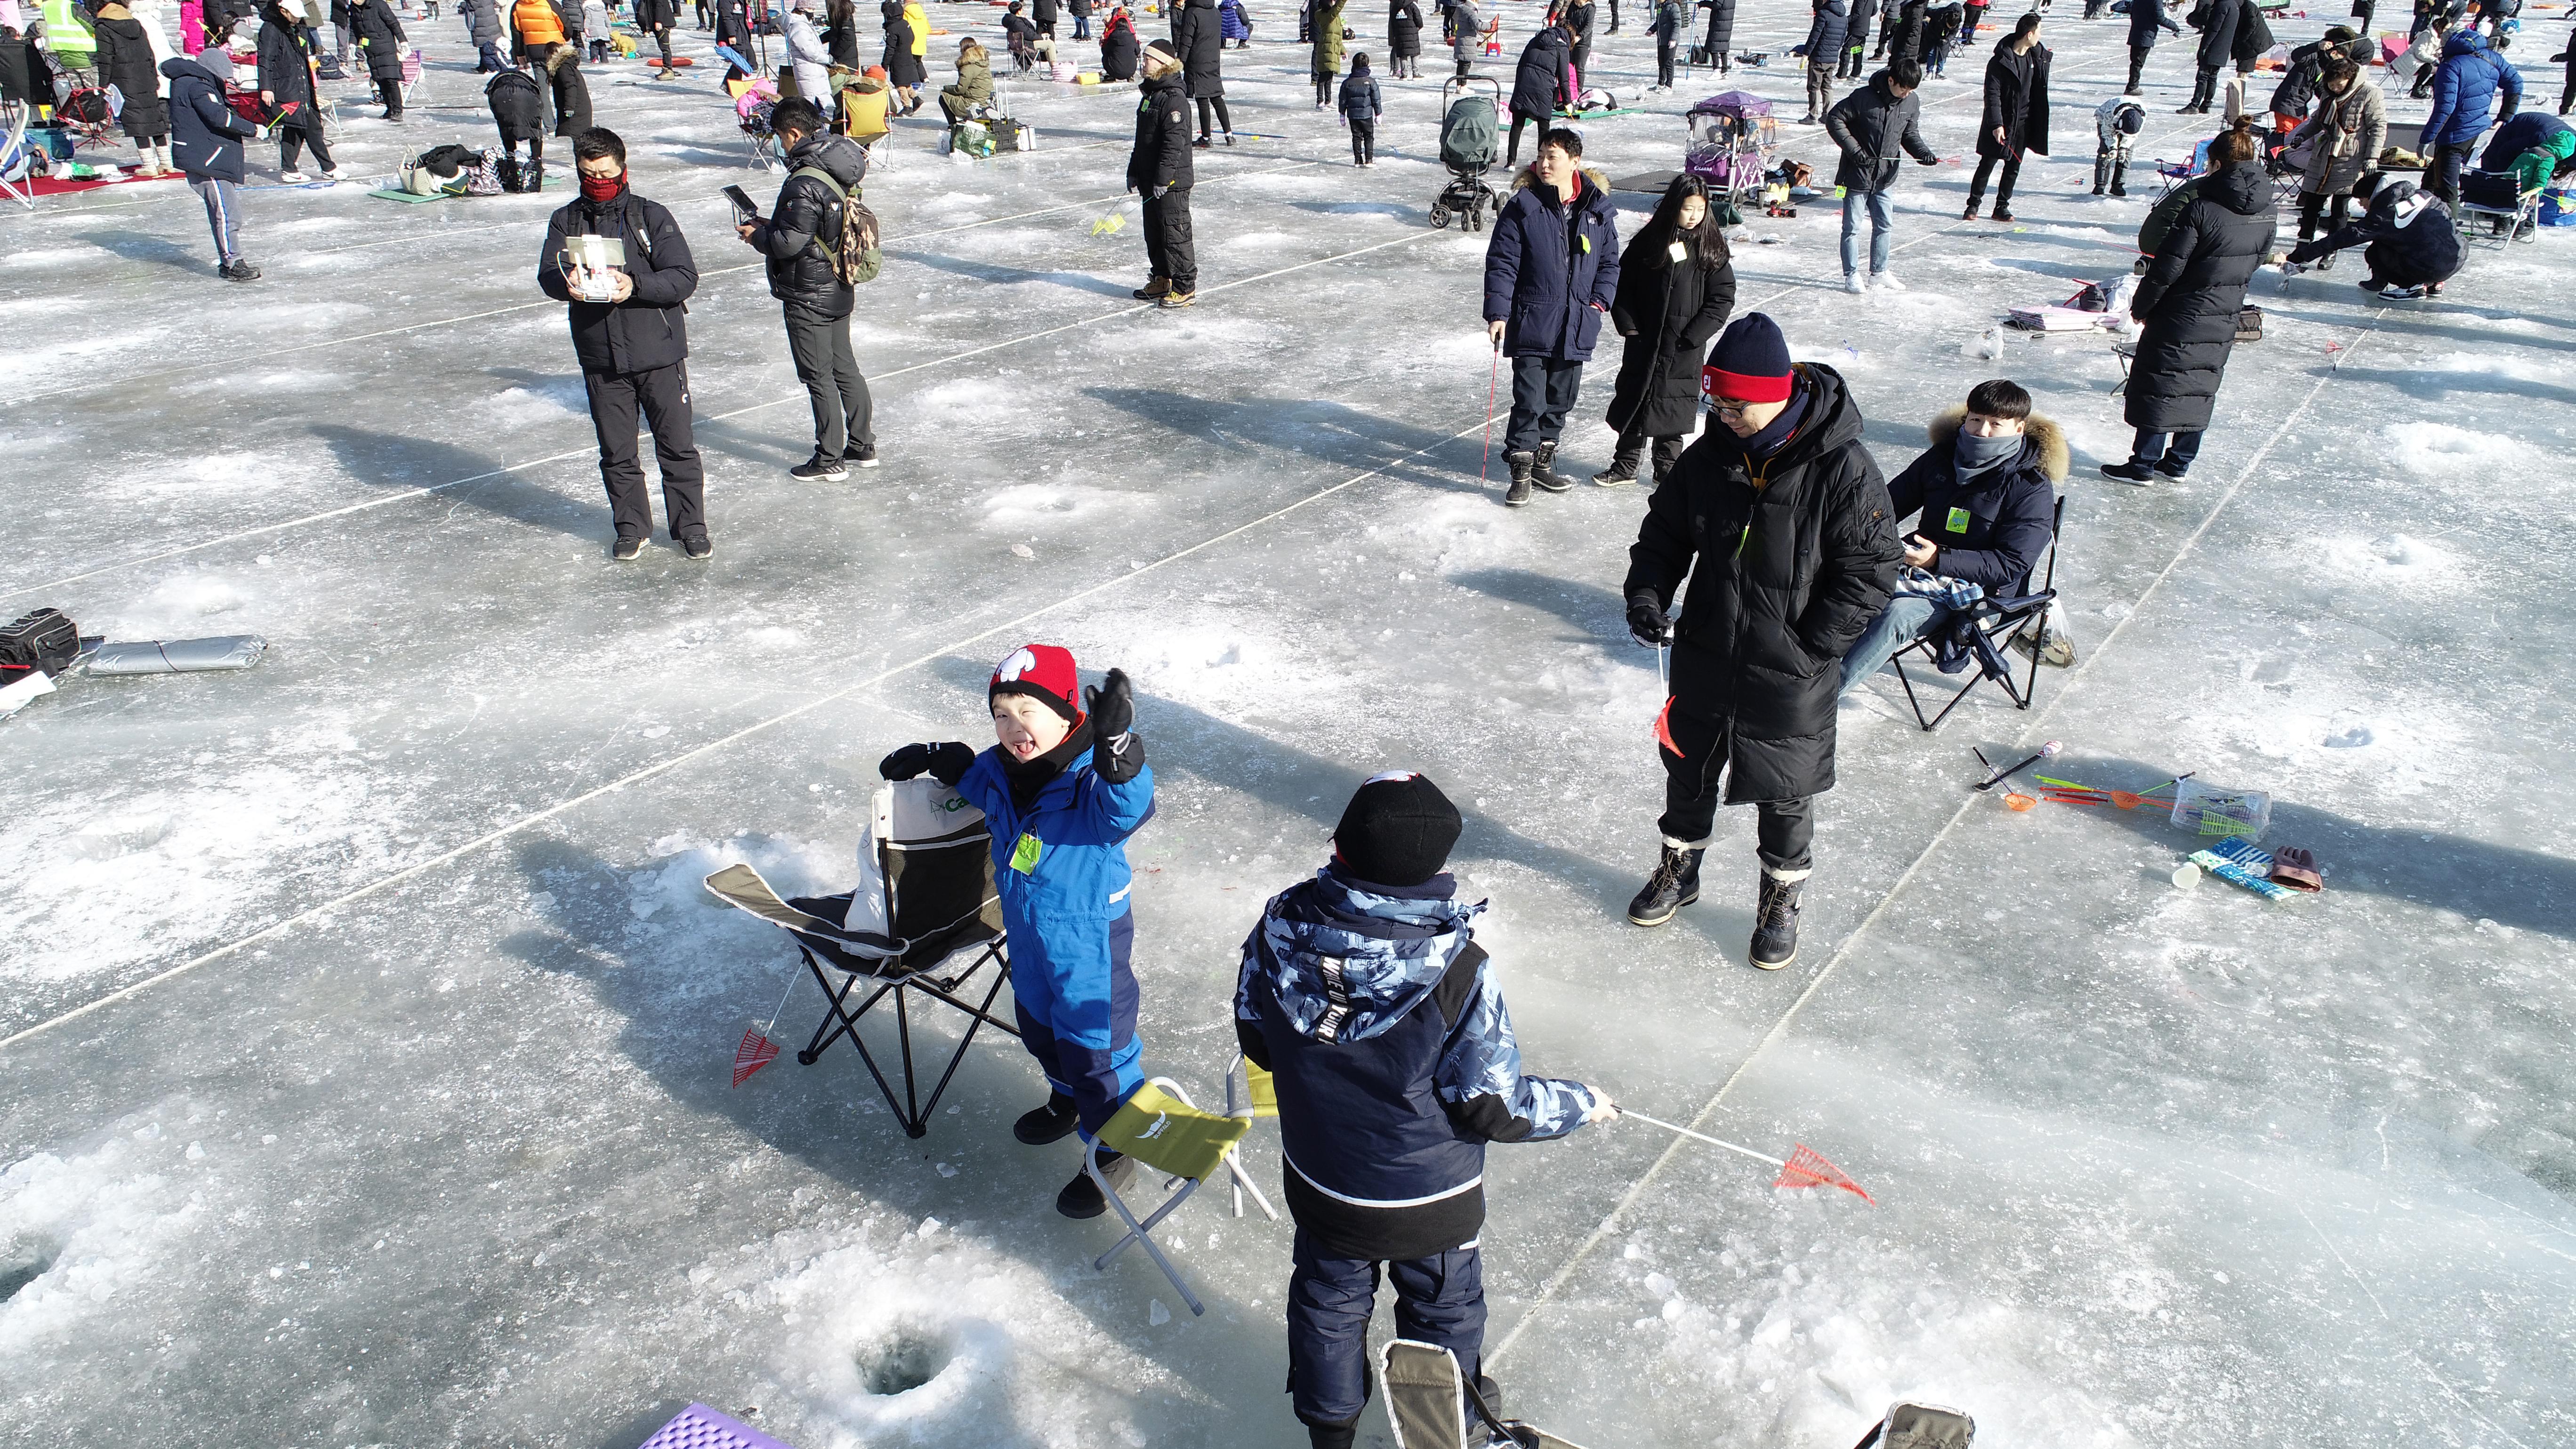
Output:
top-left (734, 97), bottom-right (879, 483)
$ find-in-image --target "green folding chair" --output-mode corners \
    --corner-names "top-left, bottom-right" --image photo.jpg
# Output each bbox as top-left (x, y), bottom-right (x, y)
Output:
top-left (1224, 1053), bottom-right (1282, 1222)
top-left (1085, 1078), bottom-right (1256, 1316)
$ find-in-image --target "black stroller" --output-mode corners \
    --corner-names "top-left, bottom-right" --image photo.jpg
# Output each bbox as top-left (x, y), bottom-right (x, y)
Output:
top-left (1430, 74), bottom-right (1505, 231)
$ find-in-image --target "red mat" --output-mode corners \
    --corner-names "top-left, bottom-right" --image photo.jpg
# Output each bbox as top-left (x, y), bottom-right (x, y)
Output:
top-left (24, 169), bottom-right (185, 196)
top-left (644, 55), bottom-right (695, 65)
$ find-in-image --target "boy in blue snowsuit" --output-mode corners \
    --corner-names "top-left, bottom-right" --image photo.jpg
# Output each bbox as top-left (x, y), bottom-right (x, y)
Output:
top-left (1235, 772), bottom-right (1615, 1449)
top-left (879, 643), bottom-right (1154, 1219)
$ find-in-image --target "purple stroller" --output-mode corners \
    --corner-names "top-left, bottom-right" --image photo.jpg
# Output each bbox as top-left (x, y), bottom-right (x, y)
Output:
top-left (1683, 90), bottom-right (1778, 210)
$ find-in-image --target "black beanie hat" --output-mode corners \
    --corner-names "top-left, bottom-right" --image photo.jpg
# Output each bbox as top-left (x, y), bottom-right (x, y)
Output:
top-left (1334, 772), bottom-right (1463, 888)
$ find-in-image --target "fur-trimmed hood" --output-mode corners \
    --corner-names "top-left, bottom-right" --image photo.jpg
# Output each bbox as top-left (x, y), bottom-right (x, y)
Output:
top-left (1510, 163), bottom-right (1613, 195)
top-left (1928, 404), bottom-right (2068, 482)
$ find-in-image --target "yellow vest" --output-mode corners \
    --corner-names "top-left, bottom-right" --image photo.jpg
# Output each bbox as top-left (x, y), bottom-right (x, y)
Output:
top-left (513, 0), bottom-right (565, 44)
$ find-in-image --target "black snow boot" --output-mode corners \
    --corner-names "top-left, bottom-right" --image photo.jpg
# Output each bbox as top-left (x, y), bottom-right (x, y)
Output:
top-left (1626, 844), bottom-right (1703, 926)
top-left (1749, 865), bottom-right (1807, 970)
top-left (1592, 442), bottom-right (1643, 486)
top-left (1505, 451), bottom-right (1537, 507)
top-left (1055, 1151), bottom-right (1134, 1218)
top-left (1530, 439), bottom-right (1574, 491)
top-left (1306, 1420), bottom-right (1360, 1449)
top-left (2092, 152), bottom-right (2111, 193)
top-left (1014, 1091), bottom-right (1080, 1144)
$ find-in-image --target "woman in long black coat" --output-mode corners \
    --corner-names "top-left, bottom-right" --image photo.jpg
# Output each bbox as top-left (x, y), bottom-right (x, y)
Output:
top-left (255, 0), bottom-right (337, 175)
top-left (346, 0), bottom-right (406, 118)
top-left (1505, 20), bottom-right (1568, 164)
top-left (1387, 0), bottom-right (1421, 76)
top-left (1964, 11), bottom-right (2047, 219)
top-left (90, 3), bottom-right (173, 168)
top-left (2105, 120), bottom-right (2275, 483)
top-left (1599, 174), bottom-right (1738, 486)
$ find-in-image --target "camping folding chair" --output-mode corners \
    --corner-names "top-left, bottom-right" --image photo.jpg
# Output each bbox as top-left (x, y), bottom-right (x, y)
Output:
top-left (2456, 169), bottom-right (2540, 248)
top-left (1222, 1054), bottom-right (1281, 1221)
top-left (702, 779), bottom-right (1018, 1138)
top-left (1, 97), bottom-right (33, 210)
top-left (1381, 1339), bottom-right (1590, 1449)
top-left (1085, 1077), bottom-right (1258, 1316)
top-left (398, 48), bottom-right (429, 106)
top-left (1888, 495), bottom-right (2065, 732)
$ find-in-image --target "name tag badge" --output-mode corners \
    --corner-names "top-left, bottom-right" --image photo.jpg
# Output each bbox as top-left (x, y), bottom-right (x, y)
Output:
top-left (1667, 240), bottom-right (1688, 263)
top-left (1946, 505), bottom-right (1972, 534)
top-left (1010, 832), bottom-right (1043, 874)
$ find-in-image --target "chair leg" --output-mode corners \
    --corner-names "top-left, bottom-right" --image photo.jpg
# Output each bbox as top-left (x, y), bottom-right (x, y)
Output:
top-left (906, 964), bottom-right (1012, 1128)
top-left (1225, 1149), bottom-right (1280, 1221)
top-left (1090, 1147), bottom-right (1209, 1316)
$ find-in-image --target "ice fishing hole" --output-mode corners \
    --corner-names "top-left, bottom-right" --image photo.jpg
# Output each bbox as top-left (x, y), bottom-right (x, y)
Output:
top-left (0, 1248), bottom-right (56, 1304)
top-left (856, 1328), bottom-right (950, 1395)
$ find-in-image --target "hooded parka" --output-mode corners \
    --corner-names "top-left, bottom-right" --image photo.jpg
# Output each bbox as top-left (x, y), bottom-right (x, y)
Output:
top-left (759, 130), bottom-right (867, 317)
top-left (93, 6), bottom-right (173, 137)
top-left (1625, 364), bottom-right (1901, 803)
top-left (1605, 231), bottom-right (1737, 439)
top-left (163, 52), bottom-right (254, 176)
top-left (1509, 21), bottom-right (1566, 120)
top-left (2125, 159), bottom-right (2275, 434)
top-left (1483, 169), bottom-right (1622, 361)
top-left (1176, 0), bottom-right (1223, 94)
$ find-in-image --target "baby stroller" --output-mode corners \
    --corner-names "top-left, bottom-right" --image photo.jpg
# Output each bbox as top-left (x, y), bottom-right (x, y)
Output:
top-left (1682, 89), bottom-right (1776, 211)
top-left (1430, 74), bottom-right (1504, 231)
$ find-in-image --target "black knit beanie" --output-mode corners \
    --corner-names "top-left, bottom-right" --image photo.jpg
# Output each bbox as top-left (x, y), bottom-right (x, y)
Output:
top-left (1334, 772), bottom-right (1463, 888)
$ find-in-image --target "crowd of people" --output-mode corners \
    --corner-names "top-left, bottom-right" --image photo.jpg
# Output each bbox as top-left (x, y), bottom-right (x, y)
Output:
top-left (5, 0), bottom-right (2572, 1440)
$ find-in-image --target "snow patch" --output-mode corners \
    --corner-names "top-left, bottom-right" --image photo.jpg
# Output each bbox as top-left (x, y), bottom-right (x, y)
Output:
top-left (0, 1105), bottom-right (210, 1362)
top-left (2383, 422), bottom-right (2515, 475)
top-left (2314, 532), bottom-right (2461, 592)
top-left (979, 483), bottom-right (1137, 530)
top-left (485, 380), bottom-right (588, 428)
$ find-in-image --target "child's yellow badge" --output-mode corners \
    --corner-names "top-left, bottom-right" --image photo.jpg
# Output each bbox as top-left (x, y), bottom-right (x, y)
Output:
top-left (1010, 833), bottom-right (1043, 874)
top-left (1946, 505), bottom-right (1972, 534)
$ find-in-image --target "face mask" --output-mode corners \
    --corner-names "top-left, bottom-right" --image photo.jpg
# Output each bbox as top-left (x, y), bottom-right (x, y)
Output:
top-left (1955, 427), bottom-right (2020, 471)
top-left (579, 169), bottom-right (628, 203)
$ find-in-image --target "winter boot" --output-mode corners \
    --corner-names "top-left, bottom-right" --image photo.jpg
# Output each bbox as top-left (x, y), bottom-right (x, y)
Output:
top-left (1159, 289), bottom-right (1196, 308)
top-left (1132, 276), bottom-right (1172, 301)
top-left (1592, 441), bottom-right (1644, 486)
top-left (219, 257), bottom-right (263, 282)
top-left (524, 159), bottom-right (544, 193)
top-left (2099, 458), bottom-right (2157, 484)
top-left (1055, 1150), bottom-right (1135, 1218)
top-left (1014, 1091), bottom-right (1080, 1144)
top-left (1504, 451), bottom-right (1537, 507)
top-left (1748, 865), bottom-right (1807, 970)
top-left (1530, 439), bottom-right (1574, 491)
top-left (2092, 152), bottom-right (2110, 193)
top-left (1306, 1420), bottom-right (1360, 1449)
top-left (1626, 843), bottom-right (1703, 926)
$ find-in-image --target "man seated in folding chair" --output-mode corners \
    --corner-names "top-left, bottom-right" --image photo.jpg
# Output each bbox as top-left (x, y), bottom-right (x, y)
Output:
top-left (879, 642), bottom-right (1157, 1219)
top-left (1233, 771), bottom-right (1615, 1449)
top-left (1839, 377), bottom-right (2066, 719)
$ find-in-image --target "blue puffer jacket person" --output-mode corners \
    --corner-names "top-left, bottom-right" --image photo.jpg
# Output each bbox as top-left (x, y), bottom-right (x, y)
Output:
top-left (1483, 129), bottom-right (1622, 499)
top-left (2422, 28), bottom-right (2520, 146)
top-left (878, 643), bottom-right (1154, 1221)
top-left (1235, 772), bottom-right (1610, 1449)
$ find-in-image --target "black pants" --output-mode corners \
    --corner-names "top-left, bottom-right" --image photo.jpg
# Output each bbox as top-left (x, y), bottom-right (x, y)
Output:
top-left (584, 361), bottom-right (708, 541)
top-left (1288, 1231), bottom-right (1483, 1429)
top-left (1838, 37), bottom-right (1865, 77)
top-left (2425, 140), bottom-right (2475, 205)
top-left (1656, 706), bottom-right (1815, 871)
top-left (1456, 55), bottom-right (1472, 78)
top-left (1505, 113), bottom-right (1530, 165)
top-left (784, 303), bottom-right (871, 459)
top-left (1313, 70), bottom-right (1335, 103)
top-left (1349, 116), bottom-right (1375, 162)
top-left (2562, 48), bottom-right (2576, 113)
top-left (2125, 42), bottom-right (2148, 90)
top-left (1967, 151), bottom-right (2021, 209)
top-left (278, 114), bottom-right (334, 170)
top-left (1143, 185), bottom-right (1197, 292)
top-left (1656, 39), bottom-right (1675, 86)
top-left (1504, 354), bottom-right (1582, 452)
top-left (2296, 189), bottom-right (2351, 240)
top-left (1196, 95), bottom-right (1231, 137)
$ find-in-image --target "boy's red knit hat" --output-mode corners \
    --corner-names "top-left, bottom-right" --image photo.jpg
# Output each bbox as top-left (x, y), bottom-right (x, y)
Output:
top-left (990, 644), bottom-right (1083, 724)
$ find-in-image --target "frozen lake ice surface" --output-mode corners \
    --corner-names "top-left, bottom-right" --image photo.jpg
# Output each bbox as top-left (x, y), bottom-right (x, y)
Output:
top-left (3, 4), bottom-right (2572, 1448)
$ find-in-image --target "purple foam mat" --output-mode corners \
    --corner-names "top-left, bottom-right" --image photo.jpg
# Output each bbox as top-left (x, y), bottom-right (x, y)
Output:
top-left (636, 1403), bottom-right (798, 1449)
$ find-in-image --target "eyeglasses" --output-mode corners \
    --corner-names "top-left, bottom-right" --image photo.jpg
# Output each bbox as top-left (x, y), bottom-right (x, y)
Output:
top-left (1710, 398), bottom-right (1759, 417)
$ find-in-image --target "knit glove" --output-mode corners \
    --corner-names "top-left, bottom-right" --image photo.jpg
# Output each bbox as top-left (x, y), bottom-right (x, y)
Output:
top-left (1626, 593), bottom-right (1671, 648)
top-left (1085, 668), bottom-right (1146, 783)
top-left (878, 741), bottom-right (975, 786)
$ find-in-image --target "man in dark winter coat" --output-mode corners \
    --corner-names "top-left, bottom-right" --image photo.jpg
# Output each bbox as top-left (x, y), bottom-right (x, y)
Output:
top-left (486, 65), bottom-right (546, 187)
top-left (537, 127), bottom-right (711, 559)
top-left (1176, 0), bottom-right (1231, 143)
top-left (633, 0), bottom-right (679, 67)
top-left (1505, 19), bottom-right (1568, 165)
top-left (1650, 0), bottom-right (1685, 87)
top-left (2123, 0), bottom-right (2177, 92)
top-left (256, 0), bottom-right (338, 178)
top-left (1623, 312), bottom-right (1899, 969)
top-left (1127, 39), bottom-right (1198, 306)
top-left (1802, 0), bottom-right (1846, 124)
top-left (1389, 0), bottom-right (1422, 77)
top-left (346, 0), bottom-right (405, 120)
top-left (1841, 378), bottom-right (2064, 693)
top-left (2420, 27), bottom-right (2520, 202)
top-left (164, 54), bottom-right (263, 279)
top-left (2102, 126), bottom-right (2273, 482)
top-left (1964, 12), bottom-right (2047, 220)
top-left (739, 99), bottom-right (877, 483)
top-left (1483, 128), bottom-right (1622, 505)
top-left (2287, 175), bottom-right (2463, 296)
top-left (1838, 0), bottom-right (1870, 77)
top-left (2180, 0), bottom-right (2236, 111)
top-left (1236, 772), bottom-right (1613, 1449)
top-left (1825, 56), bottom-right (1938, 290)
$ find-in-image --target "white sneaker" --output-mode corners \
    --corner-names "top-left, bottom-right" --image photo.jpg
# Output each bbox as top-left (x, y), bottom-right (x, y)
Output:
top-left (279, 169), bottom-right (308, 182)
top-left (1843, 273), bottom-right (1867, 294)
top-left (1870, 269), bottom-right (1905, 291)
top-left (320, 168), bottom-right (344, 182)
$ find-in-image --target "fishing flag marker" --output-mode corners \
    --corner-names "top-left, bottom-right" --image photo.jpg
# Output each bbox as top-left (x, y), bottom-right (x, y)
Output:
top-left (731, 965), bottom-right (802, 1088)
top-left (1621, 1111), bottom-right (1875, 1204)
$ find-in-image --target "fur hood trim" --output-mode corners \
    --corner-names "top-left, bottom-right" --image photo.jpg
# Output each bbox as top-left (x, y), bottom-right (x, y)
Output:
top-left (1928, 403), bottom-right (2068, 482)
top-left (547, 41), bottom-right (580, 73)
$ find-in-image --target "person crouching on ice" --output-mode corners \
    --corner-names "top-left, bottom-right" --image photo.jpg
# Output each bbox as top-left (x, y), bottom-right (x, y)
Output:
top-left (1235, 771), bottom-right (1616, 1449)
top-left (878, 644), bottom-right (1154, 1218)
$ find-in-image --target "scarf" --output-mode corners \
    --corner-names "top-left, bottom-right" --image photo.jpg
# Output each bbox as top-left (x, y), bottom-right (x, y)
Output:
top-left (1002, 717), bottom-right (1094, 812)
top-left (1953, 426), bottom-right (2021, 481)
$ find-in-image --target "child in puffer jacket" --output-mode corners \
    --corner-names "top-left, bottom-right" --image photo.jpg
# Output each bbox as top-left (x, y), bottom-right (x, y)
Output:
top-left (1235, 771), bottom-right (1615, 1449)
top-left (878, 643), bottom-right (1155, 1220)
top-left (1337, 49), bottom-right (1382, 165)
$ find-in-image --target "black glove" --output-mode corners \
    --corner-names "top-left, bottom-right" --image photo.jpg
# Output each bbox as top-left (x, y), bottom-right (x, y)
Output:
top-left (1084, 668), bottom-right (1146, 784)
top-left (879, 741), bottom-right (975, 786)
top-left (1626, 595), bottom-right (1671, 648)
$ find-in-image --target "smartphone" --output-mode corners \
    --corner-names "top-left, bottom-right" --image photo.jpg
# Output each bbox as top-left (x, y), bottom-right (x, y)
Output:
top-left (724, 185), bottom-right (758, 225)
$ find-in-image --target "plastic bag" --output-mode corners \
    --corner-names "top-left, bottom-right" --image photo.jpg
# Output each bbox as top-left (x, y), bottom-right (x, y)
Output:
top-left (2170, 778), bottom-right (2270, 841)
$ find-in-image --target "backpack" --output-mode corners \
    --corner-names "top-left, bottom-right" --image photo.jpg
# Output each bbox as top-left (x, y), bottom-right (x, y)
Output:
top-left (789, 163), bottom-right (883, 284)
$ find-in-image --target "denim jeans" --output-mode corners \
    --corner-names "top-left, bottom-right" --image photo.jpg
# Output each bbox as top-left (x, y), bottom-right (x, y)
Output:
top-left (2130, 428), bottom-right (2203, 467)
top-left (1839, 594), bottom-right (1944, 694)
top-left (1841, 187), bottom-right (1893, 279)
